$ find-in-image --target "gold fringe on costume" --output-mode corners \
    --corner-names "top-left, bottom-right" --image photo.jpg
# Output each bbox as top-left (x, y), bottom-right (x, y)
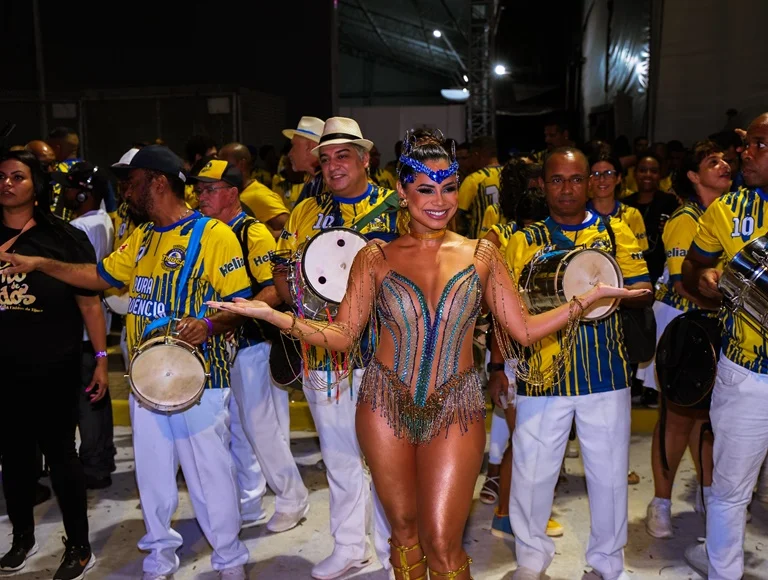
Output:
top-left (358, 358), bottom-right (486, 445)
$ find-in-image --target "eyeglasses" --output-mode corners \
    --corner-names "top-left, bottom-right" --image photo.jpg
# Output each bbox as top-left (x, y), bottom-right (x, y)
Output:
top-left (544, 175), bottom-right (587, 188)
top-left (590, 170), bottom-right (618, 180)
top-left (195, 185), bottom-right (231, 195)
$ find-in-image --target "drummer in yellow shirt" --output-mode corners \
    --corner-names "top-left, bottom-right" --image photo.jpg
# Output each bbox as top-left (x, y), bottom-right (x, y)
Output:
top-left (273, 118), bottom-right (397, 580)
top-left (457, 139), bottom-right (502, 238)
top-left (680, 112), bottom-right (768, 578)
top-left (218, 142), bottom-right (289, 236)
top-left (503, 147), bottom-right (651, 579)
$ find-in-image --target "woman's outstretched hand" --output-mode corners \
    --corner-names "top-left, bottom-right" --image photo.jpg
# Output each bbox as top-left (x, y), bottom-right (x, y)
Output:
top-left (592, 283), bottom-right (651, 300)
top-left (206, 297), bottom-right (274, 321)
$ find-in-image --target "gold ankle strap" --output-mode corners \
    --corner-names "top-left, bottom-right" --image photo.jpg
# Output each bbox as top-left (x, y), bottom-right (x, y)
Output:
top-left (388, 539), bottom-right (427, 580)
top-left (429, 557), bottom-right (472, 578)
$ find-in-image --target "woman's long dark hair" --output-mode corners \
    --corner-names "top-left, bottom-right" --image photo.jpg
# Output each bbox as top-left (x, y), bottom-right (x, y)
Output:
top-left (0, 149), bottom-right (75, 241)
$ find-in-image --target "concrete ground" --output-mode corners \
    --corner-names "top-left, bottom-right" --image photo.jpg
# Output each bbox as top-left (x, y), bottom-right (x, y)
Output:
top-left (2, 429), bottom-right (768, 580)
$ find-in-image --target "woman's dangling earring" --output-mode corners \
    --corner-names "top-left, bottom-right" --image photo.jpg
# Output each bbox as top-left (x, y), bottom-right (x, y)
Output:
top-left (399, 197), bottom-right (408, 208)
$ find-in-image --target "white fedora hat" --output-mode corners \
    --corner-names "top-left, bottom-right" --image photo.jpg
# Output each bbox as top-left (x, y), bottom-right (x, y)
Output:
top-left (282, 116), bottom-right (325, 143)
top-left (311, 117), bottom-right (374, 156)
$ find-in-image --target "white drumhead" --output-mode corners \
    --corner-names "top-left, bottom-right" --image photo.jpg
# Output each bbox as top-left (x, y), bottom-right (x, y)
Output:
top-left (302, 229), bottom-right (368, 303)
top-left (131, 343), bottom-right (206, 408)
top-left (104, 293), bottom-right (130, 315)
top-left (561, 250), bottom-right (622, 320)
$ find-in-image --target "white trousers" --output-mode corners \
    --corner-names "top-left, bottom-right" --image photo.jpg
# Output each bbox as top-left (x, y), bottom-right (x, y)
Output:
top-left (707, 355), bottom-right (768, 580)
top-left (228, 392), bottom-right (267, 521)
top-left (510, 389), bottom-right (631, 580)
top-left (230, 342), bottom-right (309, 515)
top-left (305, 369), bottom-right (373, 559)
top-left (130, 390), bottom-right (249, 575)
top-left (489, 361), bottom-right (516, 464)
top-left (636, 301), bottom-right (683, 390)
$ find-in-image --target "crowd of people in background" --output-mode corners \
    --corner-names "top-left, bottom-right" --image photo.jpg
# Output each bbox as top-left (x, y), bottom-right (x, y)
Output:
top-left (1, 108), bottom-right (766, 580)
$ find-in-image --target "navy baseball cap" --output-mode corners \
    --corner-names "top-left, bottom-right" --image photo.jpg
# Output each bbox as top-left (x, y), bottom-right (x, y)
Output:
top-left (111, 144), bottom-right (186, 183)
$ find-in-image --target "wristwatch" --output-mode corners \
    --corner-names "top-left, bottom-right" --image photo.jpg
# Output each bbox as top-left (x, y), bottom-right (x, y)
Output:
top-left (486, 362), bottom-right (505, 373)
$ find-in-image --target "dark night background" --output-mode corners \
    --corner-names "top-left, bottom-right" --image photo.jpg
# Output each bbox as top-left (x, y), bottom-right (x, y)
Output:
top-left (2, 0), bottom-right (578, 159)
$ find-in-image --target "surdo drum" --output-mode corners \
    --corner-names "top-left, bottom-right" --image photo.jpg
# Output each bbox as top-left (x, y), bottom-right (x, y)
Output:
top-left (520, 247), bottom-right (623, 320)
top-left (718, 234), bottom-right (768, 338)
top-left (288, 227), bottom-right (369, 320)
top-left (127, 319), bottom-right (208, 413)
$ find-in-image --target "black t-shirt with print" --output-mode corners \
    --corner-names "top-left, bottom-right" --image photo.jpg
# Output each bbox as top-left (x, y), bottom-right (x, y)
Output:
top-left (624, 190), bottom-right (681, 283)
top-left (0, 218), bottom-right (97, 365)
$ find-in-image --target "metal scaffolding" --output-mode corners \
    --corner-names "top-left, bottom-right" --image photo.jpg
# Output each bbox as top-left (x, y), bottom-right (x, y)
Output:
top-left (467, 0), bottom-right (498, 140)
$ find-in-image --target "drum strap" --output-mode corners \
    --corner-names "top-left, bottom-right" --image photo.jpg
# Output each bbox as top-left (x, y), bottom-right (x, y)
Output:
top-left (142, 217), bottom-right (211, 339)
top-left (351, 191), bottom-right (400, 233)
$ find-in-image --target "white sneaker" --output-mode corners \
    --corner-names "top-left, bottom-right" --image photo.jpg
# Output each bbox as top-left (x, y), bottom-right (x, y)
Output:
top-left (142, 574), bottom-right (169, 580)
top-left (219, 566), bottom-right (246, 579)
top-left (646, 497), bottom-right (674, 539)
top-left (267, 504), bottom-right (309, 533)
top-left (683, 541), bottom-right (708, 578)
top-left (241, 512), bottom-right (268, 530)
top-left (311, 549), bottom-right (372, 580)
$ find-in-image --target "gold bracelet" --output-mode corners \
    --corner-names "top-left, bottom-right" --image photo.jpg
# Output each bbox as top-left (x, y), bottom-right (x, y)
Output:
top-left (572, 296), bottom-right (586, 317)
top-left (280, 312), bottom-right (298, 336)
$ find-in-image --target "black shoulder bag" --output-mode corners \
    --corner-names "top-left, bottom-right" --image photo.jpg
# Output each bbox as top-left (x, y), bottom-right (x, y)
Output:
top-left (601, 217), bottom-right (657, 364)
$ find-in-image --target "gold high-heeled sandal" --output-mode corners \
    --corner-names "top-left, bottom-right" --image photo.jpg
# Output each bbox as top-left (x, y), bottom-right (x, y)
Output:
top-left (388, 538), bottom-right (427, 580)
top-left (429, 556), bottom-right (473, 579)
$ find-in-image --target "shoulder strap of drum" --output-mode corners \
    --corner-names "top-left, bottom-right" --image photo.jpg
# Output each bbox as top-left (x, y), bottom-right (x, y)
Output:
top-left (236, 218), bottom-right (260, 292)
top-left (600, 215), bottom-right (617, 258)
top-left (352, 190), bottom-right (400, 233)
top-left (142, 216), bottom-right (210, 338)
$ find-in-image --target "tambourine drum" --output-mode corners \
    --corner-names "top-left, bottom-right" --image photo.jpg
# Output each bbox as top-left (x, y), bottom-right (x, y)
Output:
top-left (656, 311), bottom-right (722, 409)
top-left (520, 248), bottom-right (623, 320)
top-left (289, 227), bottom-right (368, 320)
top-left (719, 234), bottom-right (768, 337)
top-left (103, 292), bottom-right (130, 316)
top-left (128, 320), bottom-right (208, 413)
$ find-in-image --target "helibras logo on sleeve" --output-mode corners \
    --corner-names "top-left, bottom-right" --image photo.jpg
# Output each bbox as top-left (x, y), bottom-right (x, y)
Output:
top-left (219, 256), bottom-right (245, 277)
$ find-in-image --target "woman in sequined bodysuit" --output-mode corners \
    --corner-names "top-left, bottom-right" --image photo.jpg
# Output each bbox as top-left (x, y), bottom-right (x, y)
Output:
top-left (208, 131), bottom-right (648, 580)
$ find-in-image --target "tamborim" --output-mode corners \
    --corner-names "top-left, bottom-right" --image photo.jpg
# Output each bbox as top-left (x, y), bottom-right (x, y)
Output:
top-left (520, 247), bottom-right (623, 320)
top-left (656, 311), bottom-right (721, 409)
top-left (718, 234), bottom-right (768, 337)
top-left (289, 227), bottom-right (369, 320)
top-left (128, 319), bottom-right (208, 413)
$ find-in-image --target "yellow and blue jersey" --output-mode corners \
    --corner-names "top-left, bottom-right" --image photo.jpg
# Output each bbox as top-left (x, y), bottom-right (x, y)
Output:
top-left (480, 204), bottom-right (519, 252)
top-left (229, 212), bottom-right (276, 349)
top-left (240, 179), bottom-right (290, 225)
top-left (587, 200), bottom-right (649, 251)
top-left (691, 187), bottom-right (768, 373)
top-left (656, 201), bottom-right (722, 312)
top-left (505, 213), bottom-right (650, 396)
top-left (98, 212), bottom-right (252, 389)
top-left (371, 167), bottom-right (396, 190)
top-left (277, 183), bottom-right (398, 369)
top-left (272, 174), bottom-right (305, 210)
top-left (458, 165), bottom-right (502, 239)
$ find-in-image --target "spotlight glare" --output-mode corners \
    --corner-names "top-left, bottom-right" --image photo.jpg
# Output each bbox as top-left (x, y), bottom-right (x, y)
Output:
top-left (462, 74), bottom-right (469, 83)
top-left (494, 64), bottom-right (507, 76)
top-left (433, 29), bottom-right (442, 38)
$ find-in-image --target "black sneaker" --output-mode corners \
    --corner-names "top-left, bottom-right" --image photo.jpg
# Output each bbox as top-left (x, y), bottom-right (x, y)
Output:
top-left (0, 533), bottom-right (38, 571)
top-left (53, 538), bottom-right (95, 580)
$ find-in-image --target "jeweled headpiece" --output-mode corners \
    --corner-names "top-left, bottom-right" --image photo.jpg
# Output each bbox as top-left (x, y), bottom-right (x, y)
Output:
top-left (397, 129), bottom-right (459, 184)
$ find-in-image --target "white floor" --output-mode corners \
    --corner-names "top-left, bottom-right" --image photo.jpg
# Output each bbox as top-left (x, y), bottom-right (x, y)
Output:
top-left (2, 430), bottom-right (768, 579)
